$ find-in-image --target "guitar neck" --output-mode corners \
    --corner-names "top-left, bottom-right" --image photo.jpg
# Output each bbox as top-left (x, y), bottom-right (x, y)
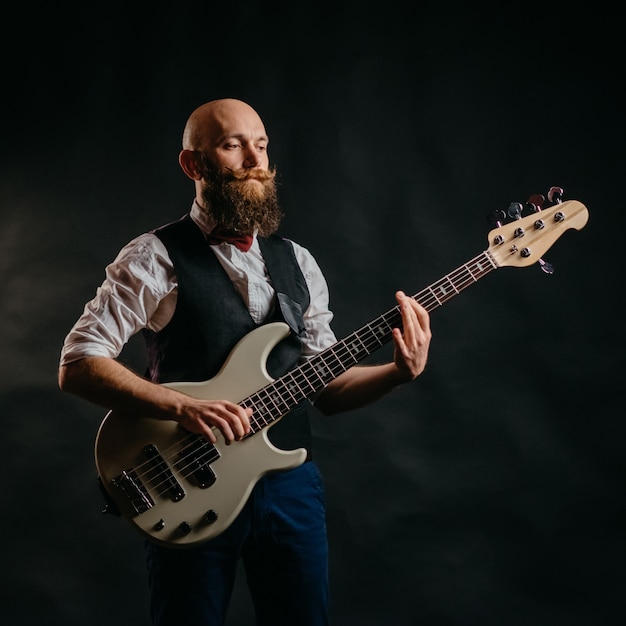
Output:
top-left (242, 250), bottom-right (497, 432)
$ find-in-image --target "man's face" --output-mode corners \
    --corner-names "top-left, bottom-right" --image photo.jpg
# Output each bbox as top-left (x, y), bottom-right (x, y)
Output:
top-left (203, 103), bottom-right (270, 174)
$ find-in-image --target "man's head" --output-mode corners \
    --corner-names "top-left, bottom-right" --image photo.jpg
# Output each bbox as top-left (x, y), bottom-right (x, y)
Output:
top-left (179, 98), bottom-right (282, 236)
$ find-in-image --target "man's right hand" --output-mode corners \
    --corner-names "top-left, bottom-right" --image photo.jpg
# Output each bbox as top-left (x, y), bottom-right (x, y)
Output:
top-left (58, 356), bottom-right (252, 444)
top-left (174, 398), bottom-right (252, 444)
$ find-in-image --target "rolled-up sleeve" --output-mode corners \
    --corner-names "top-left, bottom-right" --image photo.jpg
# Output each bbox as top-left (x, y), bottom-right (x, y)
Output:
top-left (59, 234), bottom-right (177, 365)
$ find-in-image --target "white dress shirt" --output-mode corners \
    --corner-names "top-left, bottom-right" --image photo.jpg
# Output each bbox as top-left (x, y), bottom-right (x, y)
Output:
top-left (60, 202), bottom-right (337, 366)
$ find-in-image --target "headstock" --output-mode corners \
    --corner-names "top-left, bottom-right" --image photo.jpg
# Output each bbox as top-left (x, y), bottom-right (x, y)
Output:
top-left (486, 188), bottom-right (589, 270)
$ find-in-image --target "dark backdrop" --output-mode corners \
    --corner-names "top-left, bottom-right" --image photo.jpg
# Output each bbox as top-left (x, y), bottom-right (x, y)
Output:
top-left (2, 2), bottom-right (624, 625)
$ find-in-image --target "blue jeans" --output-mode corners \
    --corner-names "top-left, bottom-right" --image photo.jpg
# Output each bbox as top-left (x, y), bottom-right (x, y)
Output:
top-left (145, 461), bottom-right (329, 626)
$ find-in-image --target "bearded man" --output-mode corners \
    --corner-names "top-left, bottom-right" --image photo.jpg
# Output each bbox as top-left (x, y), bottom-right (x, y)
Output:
top-left (58, 98), bottom-right (431, 626)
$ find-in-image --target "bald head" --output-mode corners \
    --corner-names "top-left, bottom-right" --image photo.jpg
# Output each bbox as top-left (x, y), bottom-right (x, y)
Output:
top-left (182, 98), bottom-right (267, 151)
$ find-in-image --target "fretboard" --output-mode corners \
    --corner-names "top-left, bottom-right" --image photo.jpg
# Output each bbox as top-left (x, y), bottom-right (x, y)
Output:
top-left (242, 250), bottom-right (497, 432)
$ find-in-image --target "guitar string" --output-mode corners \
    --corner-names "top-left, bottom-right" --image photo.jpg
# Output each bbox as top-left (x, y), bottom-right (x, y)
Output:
top-left (123, 252), bottom-right (497, 501)
top-left (127, 254), bottom-right (495, 498)
top-left (126, 254), bottom-right (495, 496)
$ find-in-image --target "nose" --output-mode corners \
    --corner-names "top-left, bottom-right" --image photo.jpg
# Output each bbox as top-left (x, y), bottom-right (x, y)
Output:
top-left (242, 145), bottom-right (262, 168)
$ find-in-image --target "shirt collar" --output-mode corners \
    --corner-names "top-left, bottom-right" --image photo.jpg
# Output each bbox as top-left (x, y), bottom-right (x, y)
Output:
top-left (190, 199), bottom-right (216, 235)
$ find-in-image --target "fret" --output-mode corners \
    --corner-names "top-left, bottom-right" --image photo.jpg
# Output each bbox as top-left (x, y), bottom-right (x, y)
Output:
top-left (250, 397), bottom-right (273, 431)
top-left (426, 285), bottom-right (443, 306)
top-left (368, 318), bottom-right (393, 343)
top-left (257, 398), bottom-right (274, 423)
top-left (293, 363), bottom-right (320, 396)
top-left (465, 261), bottom-right (480, 281)
top-left (256, 385), bottom-right (282, 416)
top-left (300, 359), bottom-right (327, 389)
top-left (448, 270), bottom-right (470, 294)
top-left (417, 289), bottom-right (439, 312)
top-left (275, 374), bottom-right (300, 405)
top-left (360, 324), bottom-right (387, 352)
top-left (431, 278), bottom-right (455, 303)
top-left (318, 346), bottom-right (349, 379)
top-left (343, 336), bottom-right (367, 363)
top-left (309, 356), bottom-right (333, 384)
top-left (465, 262), bottom-right (478, 277)
top-left (446, 275), bottom-right (461, 294)
top-left (268, 387), bottom-right (289, 415)
top-left (471, 252), bottom-right (496, 277)
top-left (380, 309), bottom-right (402, 332)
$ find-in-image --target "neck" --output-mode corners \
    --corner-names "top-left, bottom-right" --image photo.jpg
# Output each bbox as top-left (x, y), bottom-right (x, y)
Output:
top-left (191, 199), bottom-right (218, 235)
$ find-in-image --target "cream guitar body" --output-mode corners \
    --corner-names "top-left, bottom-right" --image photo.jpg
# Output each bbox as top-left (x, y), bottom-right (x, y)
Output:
top-left (95, 323), bottom-right (306, 547)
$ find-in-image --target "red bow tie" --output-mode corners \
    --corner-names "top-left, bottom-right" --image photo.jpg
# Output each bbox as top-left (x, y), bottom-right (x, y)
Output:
top-left (206, 227), bottom-right (254, 252)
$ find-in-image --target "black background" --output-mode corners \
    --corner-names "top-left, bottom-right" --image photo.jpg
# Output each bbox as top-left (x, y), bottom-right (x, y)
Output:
top-left (2, 2), bottom-right (624, 625)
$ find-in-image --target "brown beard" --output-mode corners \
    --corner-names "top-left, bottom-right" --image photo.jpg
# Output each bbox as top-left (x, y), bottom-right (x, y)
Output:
top-left (198, 157), bottom-right (283, 236)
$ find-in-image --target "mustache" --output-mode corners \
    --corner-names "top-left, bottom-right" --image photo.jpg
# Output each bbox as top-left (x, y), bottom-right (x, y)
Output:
top-left (225, 167), bottom-right (276, 182)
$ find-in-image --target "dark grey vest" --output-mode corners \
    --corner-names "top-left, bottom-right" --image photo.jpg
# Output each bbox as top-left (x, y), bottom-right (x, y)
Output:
top-left (143, 214), bottom-right (312, 452)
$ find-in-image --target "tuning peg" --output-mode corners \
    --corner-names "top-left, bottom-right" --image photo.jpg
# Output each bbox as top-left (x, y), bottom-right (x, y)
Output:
top-left (486, 209), bottom-right (506, 227)
top-left (538, 258), bottom-right (555, 275)
top-left (525, 193), bottom-right (545, 214)
top-left (507, 202), bottom-right (523, 219)
top-left (547, 186), bottom-right (564, 204)
top-left (527, 191), bottom-right (558, 275)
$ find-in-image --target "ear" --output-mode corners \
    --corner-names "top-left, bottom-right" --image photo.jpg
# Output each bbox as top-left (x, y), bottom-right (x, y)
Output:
top-left (179, 150), bottom-right (203, 180)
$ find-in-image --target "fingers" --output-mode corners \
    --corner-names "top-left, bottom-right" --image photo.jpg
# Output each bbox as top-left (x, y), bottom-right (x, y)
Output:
top-left (395, 291), bottom-right (413, 347)
top-left (211, 402), bottom-right (253, 444)
top-left (392, 290), bottom-right (432, 379)
top-left (395, 290), bottom-right (430, 341)
top-left (179, 400), bottom-right (253, 445)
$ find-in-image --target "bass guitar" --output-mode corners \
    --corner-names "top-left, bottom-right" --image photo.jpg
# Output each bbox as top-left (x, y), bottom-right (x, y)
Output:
top-left (95, 193), bottom-right (588, 548)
